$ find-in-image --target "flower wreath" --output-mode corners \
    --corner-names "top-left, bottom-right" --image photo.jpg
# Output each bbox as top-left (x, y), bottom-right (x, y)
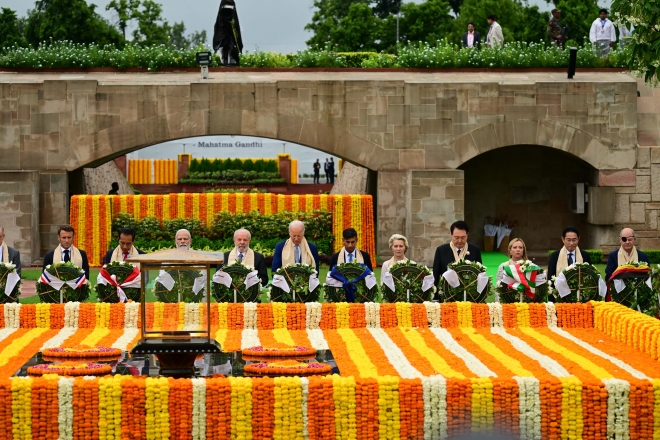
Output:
top-left (36, 262), bottom-right (90, 304)
top-left (439, 259), bottom-right (491, 303)
top-left (551, 262), bottom-right (605, 303)
top-left (212, 260), bottom-right (262, 303)
top-left (244, 360), bottom-right (332, 377)
top-left (96, 261), bottom-right (141, 303)
top-left (610, 261), bottom-right (657, 316)
top-left (496, 260), bottom-right (548, 303)
top-left (0, 261), bottom-right (21, 304)
top-left (381, 260), bottom-right (435, 303)
top-left (269, 263), bottom-right (321, 303)
top-left (154, 269), bottom-right (206, 303)
top-left (324, 262), bottom-right (379, 303)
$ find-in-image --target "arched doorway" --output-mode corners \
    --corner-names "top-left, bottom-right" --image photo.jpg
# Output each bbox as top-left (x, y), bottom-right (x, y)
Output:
top-left (461, 145), bottom-right (597, 259)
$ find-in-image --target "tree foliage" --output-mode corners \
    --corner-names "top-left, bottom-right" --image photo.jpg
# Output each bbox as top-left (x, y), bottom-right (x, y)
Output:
top-left (0, 8), bottom-right (27, 49)
top-left (611, 0), bottom-right (660, 84)
top-left (25, 0), bottom-right (123, 48)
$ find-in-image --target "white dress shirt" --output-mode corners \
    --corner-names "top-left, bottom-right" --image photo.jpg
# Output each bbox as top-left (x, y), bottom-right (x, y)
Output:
top-left (345, 250), bottom-right (356, 263)
top-left (467, 32), bottom-right (474, 47)
top-left (590, 18), bottom-right (617, 42)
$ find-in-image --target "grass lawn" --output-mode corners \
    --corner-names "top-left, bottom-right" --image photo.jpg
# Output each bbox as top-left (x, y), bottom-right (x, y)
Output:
top-left (18, 264), bottom-right (607, 304)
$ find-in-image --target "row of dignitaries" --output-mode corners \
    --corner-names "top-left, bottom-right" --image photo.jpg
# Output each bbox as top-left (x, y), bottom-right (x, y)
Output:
top-left (0, 226), bottom-right (21, 276)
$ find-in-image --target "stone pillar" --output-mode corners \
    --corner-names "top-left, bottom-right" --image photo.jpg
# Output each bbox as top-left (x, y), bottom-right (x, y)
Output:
top-left (0, 171), bottom-right (40, 266)
top-left (377, 171), bottom-right (410, 261)
top-left (39, 171), bottom-right (68, 260)
top-left (278, 156), bottom-right (291, 184)
top-left (378, 169), bottom-right (464, 267)
top-left (410, 170), bottom-right (464, 265)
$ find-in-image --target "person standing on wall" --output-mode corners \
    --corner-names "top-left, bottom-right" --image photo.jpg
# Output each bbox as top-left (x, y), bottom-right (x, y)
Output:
top-left (589, 9), bottom-right (616, 57)
top-left (462, 22), bottom-right (481, 49)
top-left (313, 159), bottom-right (321, 184)
top-left (485, 15), bottom-right (504, 47)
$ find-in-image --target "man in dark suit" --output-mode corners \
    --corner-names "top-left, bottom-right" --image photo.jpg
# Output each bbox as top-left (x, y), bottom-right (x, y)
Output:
top-left (0, 226), bottom-right (21, 277)
top-left (272, 220), bottom-right (320, 272)
top-left (330, 228), bottom-right (373, 270)
top-left (103, 228), bottom-right (146, 265)
top-left (432, 220), bottom-right (483, 287)
top-left (605, 227), bottom-right (649, 281)
top-left (43, 225), bottom-right (90, 279)
top-left (547, 226), bottom-right (592, 280)
top-left (216, 228), bottom-right (269, 286)
top-left (462, 22), bottom-right (481, 49)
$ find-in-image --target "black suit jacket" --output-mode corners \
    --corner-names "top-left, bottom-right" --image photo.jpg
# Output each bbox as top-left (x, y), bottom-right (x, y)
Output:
top-left (329, 250), bottom-right (373, 271)
top-left (432, 243), bottom-right (482, 285)
top-left (103, 248), bottom-right (146, 265)
top-left (216, 250), bottom-right (269, 286)
top-left (43, 249), bottom-right (90, 280)
top-left (605, 249), bottom-right (649, 281)
top-left (547, 248), bottom-right (592, 280)
top-left (462, 31), bottom-right (481, 48)
top-left (4, 246), bottom-right (21, 277)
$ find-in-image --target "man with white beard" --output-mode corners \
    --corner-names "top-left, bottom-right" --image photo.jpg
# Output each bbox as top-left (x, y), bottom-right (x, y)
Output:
top-left (175, 229), bottom-right (192, 250)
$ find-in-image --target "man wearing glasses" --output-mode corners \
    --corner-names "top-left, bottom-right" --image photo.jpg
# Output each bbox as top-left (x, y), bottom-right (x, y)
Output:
top-left (605, 228), bottom-right (649, 281)
top-left (547, 226), bottom-right (592, 280)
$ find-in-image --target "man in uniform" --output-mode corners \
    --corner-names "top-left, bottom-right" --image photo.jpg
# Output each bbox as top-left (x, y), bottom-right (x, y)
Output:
top-left (547, 8), bottom-right (567, 48)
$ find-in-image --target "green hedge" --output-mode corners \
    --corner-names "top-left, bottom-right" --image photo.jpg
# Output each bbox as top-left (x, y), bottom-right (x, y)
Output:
top-left (0, 40), bottom-right (628, 70)
top-left (180, 170), bottom-right (285, 185)
top-left (188, 158), bottom-right (278, 174)
top-left (111, 210), bottom-right (334, 256)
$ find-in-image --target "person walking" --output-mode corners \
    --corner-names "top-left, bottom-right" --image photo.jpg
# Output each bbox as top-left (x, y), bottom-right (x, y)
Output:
top-left (589, 9), bottom-right (616, 57)
top-left (547, 9), bottom-right (567, 48)
top-left (313, 159), bottom-right (321, 184)
top-left (485, 15), bottom-right (504, 47)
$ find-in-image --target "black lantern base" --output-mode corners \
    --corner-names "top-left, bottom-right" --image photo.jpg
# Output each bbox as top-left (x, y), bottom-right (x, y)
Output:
top-left (131, 338), bottom-right (221, 378)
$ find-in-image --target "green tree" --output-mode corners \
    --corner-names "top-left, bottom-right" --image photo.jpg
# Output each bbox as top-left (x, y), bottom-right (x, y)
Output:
top-left (399, 0), bottom-right (453, 44)
top-left (106, 0), bottom-right (141, 40)
top-left (131, 0), bottom-right (170, 46)
top-left (0, 8), bottom-right (27, 49)
top-left (169, 21), bottom-right (207, 49)
top-left (330, 2), bottom-right (381, 51)
top-left (612, 0), bottom-right (659, 84)
top-left (25, 0), bottom-right (123, 47)
top-left (305, 0), bottom-right (370, 47)
top-left (372, 0), bottom-right (400, 18)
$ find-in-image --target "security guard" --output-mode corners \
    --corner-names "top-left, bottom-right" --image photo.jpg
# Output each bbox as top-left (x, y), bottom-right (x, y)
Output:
top-left (547, 8), bottom-right (567, 48)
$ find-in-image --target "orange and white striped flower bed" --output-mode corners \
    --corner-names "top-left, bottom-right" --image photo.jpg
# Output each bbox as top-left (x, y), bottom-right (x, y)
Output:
top-left (0, 301), bottom-right (660, 438)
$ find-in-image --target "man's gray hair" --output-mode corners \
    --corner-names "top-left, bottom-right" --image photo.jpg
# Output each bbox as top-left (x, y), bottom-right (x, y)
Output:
top-left (289, 220), bottom-right (305, 233)
top-left (0, 226), bottom-right (4, 234)
top-left (175, 229), bottom-right (192, 239)
top-left (234, 228), bottom-right (252, 240)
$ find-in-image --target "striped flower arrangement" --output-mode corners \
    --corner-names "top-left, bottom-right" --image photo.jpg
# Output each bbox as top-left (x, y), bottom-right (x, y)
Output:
top-left (1, 374), bottom-right (659, 439)
top-left (69, 193), bottom-right (375, 266)
top-left (0, 302), bottom-right (659, 438)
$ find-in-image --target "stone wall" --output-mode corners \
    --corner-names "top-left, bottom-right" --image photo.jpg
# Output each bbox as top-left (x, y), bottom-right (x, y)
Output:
top-left (378, 169), bottom-right (464, 266)
top-left (330, 162), bottom-right (368, 195)
top-left (39, 171), bottom-right (68, 261)
top-left (83, 161), bottom-right (134, 195)
top-left (0, 171), bottom-right (40, 266)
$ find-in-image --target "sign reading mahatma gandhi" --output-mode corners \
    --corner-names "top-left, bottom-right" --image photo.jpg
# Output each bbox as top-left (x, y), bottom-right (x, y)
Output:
top-left (198, 141), bottom-right (263, 148)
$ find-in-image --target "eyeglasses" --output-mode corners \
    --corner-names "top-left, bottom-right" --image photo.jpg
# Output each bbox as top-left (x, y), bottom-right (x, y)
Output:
top-left (620, 236), bottom-right (635, 242)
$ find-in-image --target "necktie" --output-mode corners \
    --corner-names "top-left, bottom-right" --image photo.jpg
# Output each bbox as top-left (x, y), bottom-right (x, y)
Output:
top-left (457, 249), bottom-right (462, 255)
top-left (63, 249), bottom-right (70, 263)
top-left (568, 253), bottom-right (574, 265)
top-left (238, 253), bottom-right (243, 263)
top-left (348, 253), bottom-right (353, 263)
top-left (123, 252), bottom-right (128, 261)
top-left (294, 245), bottom-right (301, 264)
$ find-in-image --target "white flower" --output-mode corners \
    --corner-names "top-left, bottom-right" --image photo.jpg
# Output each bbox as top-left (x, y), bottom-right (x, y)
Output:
top-left (46, 265), bottom-right (51, 269)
